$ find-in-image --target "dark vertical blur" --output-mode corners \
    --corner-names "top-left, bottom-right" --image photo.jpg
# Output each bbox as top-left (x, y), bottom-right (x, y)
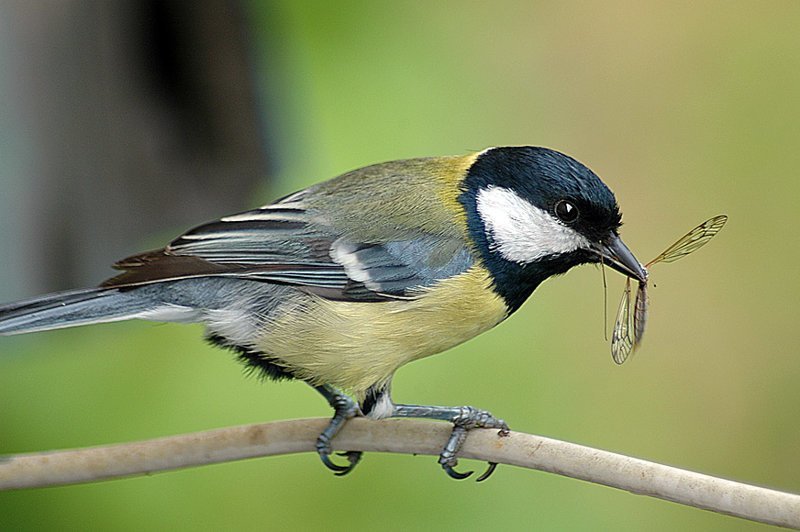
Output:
top-left (0, 0), bottom-right (271, 295)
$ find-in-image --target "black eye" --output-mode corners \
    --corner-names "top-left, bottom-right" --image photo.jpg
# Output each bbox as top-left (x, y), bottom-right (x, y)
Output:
top-left (555, 200), bottom-right (579, 223)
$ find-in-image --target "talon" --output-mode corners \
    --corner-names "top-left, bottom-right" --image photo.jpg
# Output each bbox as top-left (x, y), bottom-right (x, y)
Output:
top-left (442, 462), bottom-right (474, 480)
top-left (319, 453), bottom-right (353, 475)
top-left (319, 451), bottom-right (363, 477)
top-left (317, 440), bottom-right (362, 475)
top-left (333, 451), bottom-right (363, 476)
top-left (476, 462), bottom-right (498, 482)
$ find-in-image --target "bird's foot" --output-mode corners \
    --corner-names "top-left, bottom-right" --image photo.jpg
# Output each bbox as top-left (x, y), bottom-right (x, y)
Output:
top-left (438, 406), bottom-right (509, 482)
top-left (315, 387), bottom-right (362, 476)
top-left (391, 403), bottom-right (509, 481)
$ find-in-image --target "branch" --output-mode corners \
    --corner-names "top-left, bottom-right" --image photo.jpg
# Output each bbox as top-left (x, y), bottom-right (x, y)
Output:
top-left (1, 418), bottom-right (798, 528)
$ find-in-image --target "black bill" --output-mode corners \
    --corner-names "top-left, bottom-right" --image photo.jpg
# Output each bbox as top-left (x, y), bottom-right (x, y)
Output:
top-left (593, 235), bottom-right (647, 282)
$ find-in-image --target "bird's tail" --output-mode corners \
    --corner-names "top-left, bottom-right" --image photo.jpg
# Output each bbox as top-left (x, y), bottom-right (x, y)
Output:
top-left (0, 288), bottom-right (157, 335)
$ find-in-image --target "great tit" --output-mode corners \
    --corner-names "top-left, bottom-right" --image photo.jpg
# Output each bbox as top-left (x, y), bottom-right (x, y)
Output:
top-left (0, 146), bottom-right (647, 480)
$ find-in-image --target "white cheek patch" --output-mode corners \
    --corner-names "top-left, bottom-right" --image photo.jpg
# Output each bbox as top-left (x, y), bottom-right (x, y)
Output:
top-left (476, 186), bottom-right (590, 264)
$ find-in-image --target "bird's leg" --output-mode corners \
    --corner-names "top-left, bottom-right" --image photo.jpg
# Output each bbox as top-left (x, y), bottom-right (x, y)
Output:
top-left (391, 404), bottom-right (509, 481)
top-left (361, 385), bottom-right (509, 481)
top-left (313, 384), bottom-right (362, 476)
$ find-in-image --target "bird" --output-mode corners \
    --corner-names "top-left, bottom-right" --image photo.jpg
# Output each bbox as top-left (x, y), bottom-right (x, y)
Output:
top-left (0, 146), bottom-right (647, 481)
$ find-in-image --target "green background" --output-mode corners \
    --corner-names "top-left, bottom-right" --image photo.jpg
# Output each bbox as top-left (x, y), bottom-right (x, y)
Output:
top-left (2, 1), bottom-right (799, 530)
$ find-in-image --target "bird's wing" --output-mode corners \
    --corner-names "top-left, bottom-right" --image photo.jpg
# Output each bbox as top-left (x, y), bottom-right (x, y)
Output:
top-left (102, 192), bottom-right (474, 302)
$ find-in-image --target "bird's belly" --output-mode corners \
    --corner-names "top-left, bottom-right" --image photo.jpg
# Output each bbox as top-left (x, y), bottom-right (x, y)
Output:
top-left (256, 266), bottom-right (507, 396)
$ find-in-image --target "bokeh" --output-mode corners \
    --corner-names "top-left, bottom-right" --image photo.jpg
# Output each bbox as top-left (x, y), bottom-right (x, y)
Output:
top-left (1, 2), bottom-right (798, 530)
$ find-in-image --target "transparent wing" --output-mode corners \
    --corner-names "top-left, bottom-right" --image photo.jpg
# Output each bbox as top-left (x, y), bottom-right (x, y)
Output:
top-left (633, 280), bottom-right (648, 345)
top-left (611, 214), bottom-right (727, 362)
top-left (646, 215), bottom-right (728, 267)
top-left (611, 278), bottom-right (634, 364)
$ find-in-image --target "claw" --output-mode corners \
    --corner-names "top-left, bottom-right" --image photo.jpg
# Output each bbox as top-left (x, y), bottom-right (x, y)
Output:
top-left (333, 451), bottom-right (363, 476)
top-left (476, 462), bottom-right (498, 482)
top-left (442, 462), bottom-right (474, 480)
top-left (319, 452), bottom-right (354, 474)
top-left (318, 451), bottom-right (362, 476)
top-left (316, 437), bottom-right (363, 476)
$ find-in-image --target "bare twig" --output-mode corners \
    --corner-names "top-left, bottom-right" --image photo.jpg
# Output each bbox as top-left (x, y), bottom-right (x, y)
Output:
top-left (1, 418), bottom-right (798, 528)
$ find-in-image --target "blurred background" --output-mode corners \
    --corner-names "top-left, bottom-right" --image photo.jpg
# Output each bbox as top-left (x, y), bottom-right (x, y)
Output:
top-left (0, 1), bottom-right (798, 530)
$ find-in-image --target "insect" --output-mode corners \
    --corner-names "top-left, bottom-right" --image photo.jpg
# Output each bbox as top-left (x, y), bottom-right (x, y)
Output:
top-left (611, 214), bottom-right (728, 364)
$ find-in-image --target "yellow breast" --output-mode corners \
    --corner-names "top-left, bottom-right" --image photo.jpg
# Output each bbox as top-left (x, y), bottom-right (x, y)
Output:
top-left (256, 265), bottom-right (508, 398)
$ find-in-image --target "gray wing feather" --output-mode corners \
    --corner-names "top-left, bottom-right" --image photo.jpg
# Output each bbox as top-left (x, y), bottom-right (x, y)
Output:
top-left (163, 201), bottom-right (474, 300)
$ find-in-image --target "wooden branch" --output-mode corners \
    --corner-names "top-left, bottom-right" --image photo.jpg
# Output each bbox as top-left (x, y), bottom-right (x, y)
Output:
top-left (1, 418), bottom-right (798, 528)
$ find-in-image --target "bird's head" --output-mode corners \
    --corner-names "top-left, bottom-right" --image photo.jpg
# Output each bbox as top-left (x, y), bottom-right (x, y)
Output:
top-left (460, 146), bottom-right (646, 312)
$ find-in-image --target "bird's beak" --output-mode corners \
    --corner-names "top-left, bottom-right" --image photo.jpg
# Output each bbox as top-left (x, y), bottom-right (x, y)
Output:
top-left (592, 235), bottom-right (648, 282)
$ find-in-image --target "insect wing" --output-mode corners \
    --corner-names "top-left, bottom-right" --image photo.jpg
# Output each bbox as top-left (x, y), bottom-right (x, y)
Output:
top-left (646, 215), bottom-right (728, 267)
top-left (608, 214), bottom-right (727, 363)
top-left (611, 278), bottom-right (634, 364)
